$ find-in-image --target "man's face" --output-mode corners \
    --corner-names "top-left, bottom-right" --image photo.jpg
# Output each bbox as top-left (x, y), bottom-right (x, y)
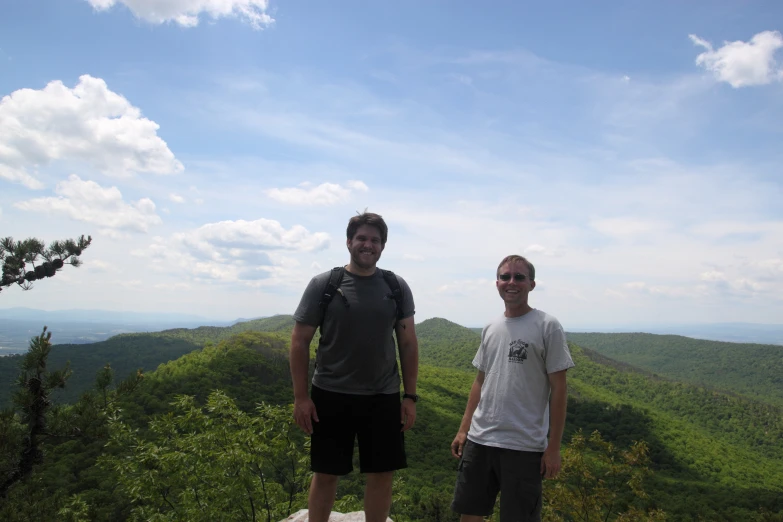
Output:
top-left (347, 224), bottom-right (384, 270)
top-left (496, 259), bottom-right (536, 306)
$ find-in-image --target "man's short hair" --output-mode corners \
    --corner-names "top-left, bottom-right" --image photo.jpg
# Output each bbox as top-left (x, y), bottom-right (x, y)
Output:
top-left (497, 255), bottom-right (535, 281)
top-left (347, 212), bottom-right (388, 245)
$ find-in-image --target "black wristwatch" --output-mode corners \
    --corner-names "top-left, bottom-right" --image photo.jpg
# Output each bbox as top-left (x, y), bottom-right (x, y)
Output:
top-left (403, 393), bottom-right (419, 403)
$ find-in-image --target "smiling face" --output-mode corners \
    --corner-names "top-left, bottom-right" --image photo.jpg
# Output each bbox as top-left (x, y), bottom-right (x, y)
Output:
top-left (496, 259), bottom-right (536, 313)
top-left (347, 224), bottom-right (384, 272)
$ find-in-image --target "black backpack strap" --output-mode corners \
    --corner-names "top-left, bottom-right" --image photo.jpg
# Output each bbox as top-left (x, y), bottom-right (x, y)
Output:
top-left (381, 269), bottom-right (405, 321)
top-left (319, 266), bottom-right (345, 332)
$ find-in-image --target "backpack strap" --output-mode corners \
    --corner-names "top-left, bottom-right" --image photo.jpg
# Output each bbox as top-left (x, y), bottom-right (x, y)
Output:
top-left (319, 266), bottom-right (345, 333)
top-left (381, 269), bottom-right (405, 321)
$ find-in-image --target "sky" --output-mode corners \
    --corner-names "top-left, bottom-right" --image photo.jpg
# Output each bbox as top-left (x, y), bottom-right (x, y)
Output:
top-left (1, 0), bottom-right (782, 329)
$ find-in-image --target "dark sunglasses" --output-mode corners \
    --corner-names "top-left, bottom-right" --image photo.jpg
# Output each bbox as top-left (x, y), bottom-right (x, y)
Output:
top-left (498, 273), bottom-right (528, 282)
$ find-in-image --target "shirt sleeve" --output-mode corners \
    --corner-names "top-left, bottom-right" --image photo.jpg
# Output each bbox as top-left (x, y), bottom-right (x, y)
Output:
top-left (472, 324), bottom-right (490, 372)
top-left (292, 273), bottom-right (328, 326)
top-left (396, 274), bottom-right (416, 319)
top-left (543, 318), bottom-right (575, 374)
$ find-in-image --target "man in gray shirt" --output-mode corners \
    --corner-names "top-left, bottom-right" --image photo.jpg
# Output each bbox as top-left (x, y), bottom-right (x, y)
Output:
top-left (290, 212), bottom-right (419, 522)
top-left (450, 255), bottom-right (574, 522)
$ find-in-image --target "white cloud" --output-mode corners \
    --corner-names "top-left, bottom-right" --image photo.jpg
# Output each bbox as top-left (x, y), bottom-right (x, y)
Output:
top-left (0, 75), bottom-right (183, 188)
top-left (86, 0), bottom-right (274, 29)
top-left (169, 193), bottom-right (185, 203)
top-left (622, 281), bottom-right (692, 298)
top-left (181, 219), bottom-right (330, 253)
top-left (88, 259), bottom-right (112, 272)
top-left (700, 270), bottom-right (726, 282)
top-left (689, 31), bottom-right (783, 88)
top-left (590, 217), bottom-right (667, 239)
top-left (14, 174), bottom-right (162, 233)
top-left (524, 244), bottom-right (560, 257)
top-left (154, 282), bottom-right (191, 290)
top-left (133, 219), bottom-right (330, 285)
top-left (265, 180), bottom-right (369, 205)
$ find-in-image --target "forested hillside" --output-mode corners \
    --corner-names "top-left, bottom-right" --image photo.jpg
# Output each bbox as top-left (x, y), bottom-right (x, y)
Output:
top-left (0, 315), bottom-right (297, 407)
top-left (567, 332), bottom-right (783, 407)
top-left (416, 317), bottom-right (479, 371)
top-left (1, 319), bottom-right (782, 520)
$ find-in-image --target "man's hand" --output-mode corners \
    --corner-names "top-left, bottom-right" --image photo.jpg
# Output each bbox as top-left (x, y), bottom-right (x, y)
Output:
top-left (540, 445), bottom-right (562, 479)
top-left (451, 431), bottom-right (468, 458)
top-left (293, 397), bottom-right (319, 435)
top-left (400, 398), bottom-right (416, 431)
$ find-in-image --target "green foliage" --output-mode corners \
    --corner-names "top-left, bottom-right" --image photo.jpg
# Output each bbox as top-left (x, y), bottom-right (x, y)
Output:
top-left (100, 390), bottom-right (309, 522)
top-left (567, 332), bottom-right (783, 407)
top-left (0, 315), bottom-right (297, 408)
top-left (567, 343), bottom-right (783, 519)
top-left (544, 430), bottom-right (666, 521)
top-left (416, 317), bottom-right (480, 371)
top-left (1, 327), bottom-right (71, 498)
top-left (137, 330), bottom-right (292, 414)
top-left (2, 318), bottom-right (783, 521)
top-left (0, 235), bottom-right (92, 293)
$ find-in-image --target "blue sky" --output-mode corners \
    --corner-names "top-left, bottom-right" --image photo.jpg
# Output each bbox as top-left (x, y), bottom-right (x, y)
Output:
top-left (1, 0), bottom-right (782, 328)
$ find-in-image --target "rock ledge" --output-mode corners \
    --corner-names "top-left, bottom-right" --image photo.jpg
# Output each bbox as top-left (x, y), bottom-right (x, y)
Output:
top-left (281, 510), bottom-right (392, 522)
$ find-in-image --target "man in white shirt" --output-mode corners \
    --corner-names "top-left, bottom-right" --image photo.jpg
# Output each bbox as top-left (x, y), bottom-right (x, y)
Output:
top-left (450, 255), bottom-right (574, 522)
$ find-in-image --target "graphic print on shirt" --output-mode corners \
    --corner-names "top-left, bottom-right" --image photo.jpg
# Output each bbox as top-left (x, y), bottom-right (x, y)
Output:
top-left (508, 339), bottom-right (529, 364)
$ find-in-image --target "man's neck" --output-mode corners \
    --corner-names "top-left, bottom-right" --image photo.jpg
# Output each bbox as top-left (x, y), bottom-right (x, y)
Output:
top-left (345, 262), bottom-right (377, 277)
top-left (505, 304), bottom-right (533, 318)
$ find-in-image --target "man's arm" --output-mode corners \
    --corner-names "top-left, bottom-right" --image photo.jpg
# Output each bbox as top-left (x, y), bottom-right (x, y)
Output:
top-left (396, 316), bottom-right (419, 431)
top-left (290, 321), bottom-right (318, 434)
top-left (451, 370), bottom-right (485, 458)
top-left (541, 369), bottom-right (568, 478)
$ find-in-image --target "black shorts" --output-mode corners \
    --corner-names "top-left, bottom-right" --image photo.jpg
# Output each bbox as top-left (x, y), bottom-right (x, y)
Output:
top-left (451, 440), bottom-right (543, 522)
top-left (310, 385), bottom-right (407, 475)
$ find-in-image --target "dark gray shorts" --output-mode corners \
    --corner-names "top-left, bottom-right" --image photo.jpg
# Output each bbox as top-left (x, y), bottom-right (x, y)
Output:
top-left (451, 440), bottom-right (543, 522)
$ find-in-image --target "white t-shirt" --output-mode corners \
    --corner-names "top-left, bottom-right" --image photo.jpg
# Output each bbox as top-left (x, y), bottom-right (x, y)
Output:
top-left (468, 309), bottom-right (575, 452)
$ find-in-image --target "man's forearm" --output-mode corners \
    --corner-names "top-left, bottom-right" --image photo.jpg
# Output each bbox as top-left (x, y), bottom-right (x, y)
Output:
top-left (458, 376), bottom-right (483, 433)
top-left (289, 341), bottom-right (311, 400)
top-left (548, 382), bottom-right (568, 449)
top-left (399, 341), bottom-right (419, 394)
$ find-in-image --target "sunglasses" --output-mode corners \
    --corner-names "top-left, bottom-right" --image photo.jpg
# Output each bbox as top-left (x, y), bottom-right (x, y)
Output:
top-left (498, 273), bottom-right (529, 282)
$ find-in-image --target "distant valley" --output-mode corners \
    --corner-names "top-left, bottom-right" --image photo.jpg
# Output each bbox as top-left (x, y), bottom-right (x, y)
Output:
top-left (0, 307), bottom-right (244, 354)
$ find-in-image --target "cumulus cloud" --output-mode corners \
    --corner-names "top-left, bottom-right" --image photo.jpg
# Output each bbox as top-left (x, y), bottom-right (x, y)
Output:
top-left (86, 0), bottom-right (274, 29)
top-left (0, 75), bottom-right (183, 188)
top-left (182, 219), bottom-right (329, 252)
top-left (265, 180), bottom-right (369, 205)
top-left (169, 193), bottom-right (185, 203)
top-left (134, 218), bottom-right (330, 285)
top-left (689, 31), bottom-right (783, 87)
top-left (622, 266), bottom-right (772, 300)
top-left (14, 175), bottom-right (162, 233)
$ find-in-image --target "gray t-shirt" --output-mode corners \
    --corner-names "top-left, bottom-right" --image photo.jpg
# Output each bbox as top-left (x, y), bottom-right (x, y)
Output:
top-left (293, 268), bottom-right (415, 395)
top-left (468, 309), bottom-right (575, 452)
